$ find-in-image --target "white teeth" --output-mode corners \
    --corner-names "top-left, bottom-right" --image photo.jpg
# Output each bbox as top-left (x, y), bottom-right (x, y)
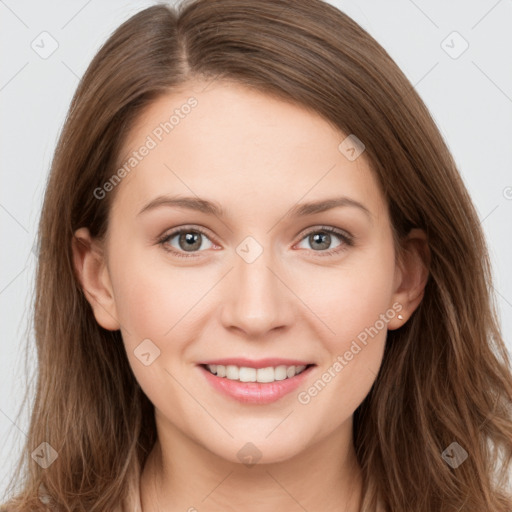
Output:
top-left (239, 367), bottom-right (256, 382)
top-left (226, 365), bottom-right (239, 380)
top-left (274, 365), bottom-right (288, 381)
top-left (257, 367), bottom-right (276, 383)
top-left (205, 364), bottom-right (309, 383)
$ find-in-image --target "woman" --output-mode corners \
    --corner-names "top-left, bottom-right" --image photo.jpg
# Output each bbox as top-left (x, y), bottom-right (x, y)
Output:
top-left (2, 0), bottom-right (512, 510)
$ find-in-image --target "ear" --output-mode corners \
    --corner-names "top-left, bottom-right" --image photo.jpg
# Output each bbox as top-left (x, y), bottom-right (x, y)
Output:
top-left (72, 227), bottom-right (120, 331)
top-left (388, 228), bottom-right (430, 330)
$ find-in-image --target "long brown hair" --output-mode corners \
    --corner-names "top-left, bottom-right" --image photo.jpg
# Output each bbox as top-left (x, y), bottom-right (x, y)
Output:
top-left (3, 0), bottom-right (512, 510)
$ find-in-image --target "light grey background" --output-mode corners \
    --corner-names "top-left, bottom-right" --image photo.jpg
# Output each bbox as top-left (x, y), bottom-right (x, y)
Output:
top-left (1, 0), bottom-right (511, 500)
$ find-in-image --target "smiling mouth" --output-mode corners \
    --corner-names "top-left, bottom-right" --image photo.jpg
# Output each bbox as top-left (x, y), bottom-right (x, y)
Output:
top-left (200, 363), bottom-right (315, 383)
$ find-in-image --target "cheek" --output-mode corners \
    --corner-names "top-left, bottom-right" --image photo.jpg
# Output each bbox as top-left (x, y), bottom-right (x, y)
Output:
top-left (307, 241), bottom-right (396, 348)
top-left (107, 249), bottom-right (215, 388)
top-left (113, 273), bottom-right (173, 341)
top-left (109, 248), bottom-right (202, 342)
top-left (296, 290), bottom-right (391, 439)
top-left (296, 241), bottom-right (395, 416)
top-left (108, 253), bottom-right (199, 406)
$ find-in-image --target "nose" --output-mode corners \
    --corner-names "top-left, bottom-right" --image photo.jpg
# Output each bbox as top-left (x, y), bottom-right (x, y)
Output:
top-left (219, 246), bottom-right (295, 339)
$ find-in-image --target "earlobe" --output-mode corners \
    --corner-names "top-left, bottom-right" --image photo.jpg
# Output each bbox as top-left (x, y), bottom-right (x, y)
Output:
top-left (72, 227), bottom-right (120, 331)
top-left (388, 228), bottom-right (430, 330)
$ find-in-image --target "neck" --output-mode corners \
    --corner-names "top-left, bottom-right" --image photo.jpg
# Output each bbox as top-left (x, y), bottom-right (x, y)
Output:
top-left (140, 413), bottom-right (363, 512)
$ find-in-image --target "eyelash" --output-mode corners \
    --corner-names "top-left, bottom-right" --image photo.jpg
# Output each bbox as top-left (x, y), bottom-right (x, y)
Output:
top-left (157, 225), bottom-right (354, 259)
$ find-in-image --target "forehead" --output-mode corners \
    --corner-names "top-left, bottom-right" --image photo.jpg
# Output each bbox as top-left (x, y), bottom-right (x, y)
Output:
top-left (112, 80), bottom-right (387, 222)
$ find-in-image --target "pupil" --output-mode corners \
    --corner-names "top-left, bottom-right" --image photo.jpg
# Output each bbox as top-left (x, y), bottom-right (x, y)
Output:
top-left (177, 231), bottom-right (331, 252)
top-left (312, 232), bottom-right (330, 250)
top-left (181, 232), bottom-right (201, 251)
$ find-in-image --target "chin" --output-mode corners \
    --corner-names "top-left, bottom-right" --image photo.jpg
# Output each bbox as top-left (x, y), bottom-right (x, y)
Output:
top-left (204, 431), bottom-right (311, 467)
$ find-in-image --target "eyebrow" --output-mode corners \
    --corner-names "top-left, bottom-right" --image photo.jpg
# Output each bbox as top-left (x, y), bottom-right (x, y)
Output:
top-left (137, 195), bottom-right (372, 222)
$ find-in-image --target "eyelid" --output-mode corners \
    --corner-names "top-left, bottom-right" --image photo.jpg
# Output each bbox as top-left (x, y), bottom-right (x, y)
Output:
top-left (157, 224), bottom-right (215, 240)
top-left (295, 225), bottom-right (353, 243)
top-left (293, 225), bottom-right (354, 256)
top-left (157, 224), bottom-right (354, 258)
top-left (156, 225), bottom-right (218, 258)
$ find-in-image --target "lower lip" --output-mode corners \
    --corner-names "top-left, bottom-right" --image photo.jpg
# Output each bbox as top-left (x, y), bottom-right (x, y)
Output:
top-left (198, 365), bottom-right (315, 404)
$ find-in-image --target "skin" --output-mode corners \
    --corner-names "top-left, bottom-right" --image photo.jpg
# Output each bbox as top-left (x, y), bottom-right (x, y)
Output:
top-left (73, 80), bottom-right (429, 511)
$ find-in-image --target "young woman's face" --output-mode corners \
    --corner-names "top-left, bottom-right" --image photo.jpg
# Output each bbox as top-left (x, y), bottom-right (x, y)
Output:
top-left (88, 80), bottom-right (411, 464)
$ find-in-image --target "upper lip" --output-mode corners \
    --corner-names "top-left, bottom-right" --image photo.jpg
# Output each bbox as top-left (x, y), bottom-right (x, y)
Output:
top-left (197, 358), bottom-right (315, 369)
